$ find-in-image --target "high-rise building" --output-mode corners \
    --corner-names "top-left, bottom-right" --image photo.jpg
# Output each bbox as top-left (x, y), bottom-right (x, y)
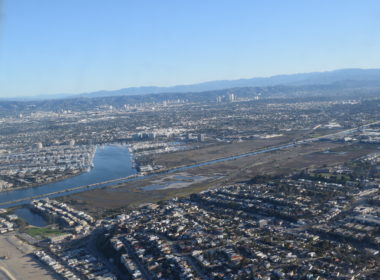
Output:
top-left (69, 139), bottom-right (76, 146)
top-left (33, 142), bottom-right (43, 149)
top-left (198, 134), bottom-right (205, 142)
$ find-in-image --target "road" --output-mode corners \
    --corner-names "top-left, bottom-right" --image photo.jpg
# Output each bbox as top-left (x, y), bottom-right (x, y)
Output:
top-left (120, 236), bottom-right (153, 280)
top-left (0, 267), bottom-right (15, 280)
top-left (86, 228), bottom-right (129, 280)
top-left (1, 120), bottom-right (379, 208)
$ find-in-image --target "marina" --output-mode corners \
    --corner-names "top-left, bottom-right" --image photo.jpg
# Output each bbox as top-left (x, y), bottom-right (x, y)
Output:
top-left (0, 124), bottom-right (375, 209)
top-left (0, 145), bottom-right (136, 208)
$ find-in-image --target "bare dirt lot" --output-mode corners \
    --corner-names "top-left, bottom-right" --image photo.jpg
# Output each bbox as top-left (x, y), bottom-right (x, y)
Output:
top-left (0, 234), bottom-right (58, 280)
top-left (150, 136), bottom-right (292, 169)
top-left (62, 141), bottom-right (379, 217)
top-left (149, 129), bottom-right (341, 169)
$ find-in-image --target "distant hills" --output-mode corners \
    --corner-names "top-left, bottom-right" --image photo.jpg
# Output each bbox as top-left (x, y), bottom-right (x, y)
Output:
top-left (1, 68), bottom-right (380, 116)
top-left (3, 68), bottom-right (380, 101)
top-left (70, 68), bottom-right (380, 99)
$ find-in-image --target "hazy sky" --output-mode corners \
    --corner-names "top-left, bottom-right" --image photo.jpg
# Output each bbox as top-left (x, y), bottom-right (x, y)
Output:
top-left (0, 0), bottom-right (379, 97)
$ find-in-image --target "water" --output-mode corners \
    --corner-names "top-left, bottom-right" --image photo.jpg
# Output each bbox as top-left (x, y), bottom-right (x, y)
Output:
top-left (142, 181), bottom-right (185, 191)
top-left (14, 207), bottom-right (47, 227)
top-left (0, 145), bottom-right (136, 208)
top-left (172, 175), bottom-right (204, 181)
top-left (141, 174), bottom-right (208, 191)
top-left (0, 125), bottom-right (371, 208)
top-left (0, 142), bottom-right (297, 208)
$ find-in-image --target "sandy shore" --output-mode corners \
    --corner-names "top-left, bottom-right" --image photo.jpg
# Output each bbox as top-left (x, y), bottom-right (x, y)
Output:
top-left (0, 267), bottom-right (15, 280)
top-left (0, 234), bottom-right (58, 280)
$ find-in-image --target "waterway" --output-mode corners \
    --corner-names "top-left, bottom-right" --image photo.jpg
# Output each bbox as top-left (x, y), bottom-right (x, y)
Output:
top-left (0, 122), bottom-right (374, 209)
top-left (0, 145), bottom-right (136, 208)
top-left (14, 207), bottom-right (47, 227)
top-left (0, 142), bottom-right (299, 208)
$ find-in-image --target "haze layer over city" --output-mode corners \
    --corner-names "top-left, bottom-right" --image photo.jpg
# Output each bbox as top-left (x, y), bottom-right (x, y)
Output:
top-left (1, 1), bottom-right (380, 280)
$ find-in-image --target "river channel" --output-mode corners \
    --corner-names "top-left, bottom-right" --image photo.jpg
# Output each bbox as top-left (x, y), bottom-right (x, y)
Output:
top-left (0, 141), bottom-right (299, 209)
top-left (0, 145), bottom-right (136, 208)
top-left (0, 124), bottom-right (371, 211)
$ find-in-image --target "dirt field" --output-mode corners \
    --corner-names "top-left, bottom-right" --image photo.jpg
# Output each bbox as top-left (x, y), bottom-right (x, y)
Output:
top-left (0, 234), bottom-right (58, 280)
top-left (150, 129), bottom-right (342, 169)
top-left (151, 136), bottom-right (292, 169)
top-left (62, 141), bottom-right (379, 217)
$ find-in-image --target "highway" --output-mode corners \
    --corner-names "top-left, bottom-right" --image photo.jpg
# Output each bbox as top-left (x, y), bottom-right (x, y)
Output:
top-left (0, 120), bottom-right (379, 208)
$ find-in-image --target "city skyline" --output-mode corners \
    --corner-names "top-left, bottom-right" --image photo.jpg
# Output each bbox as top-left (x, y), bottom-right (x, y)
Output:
top-left (0, 0), bottom-right (380, 97)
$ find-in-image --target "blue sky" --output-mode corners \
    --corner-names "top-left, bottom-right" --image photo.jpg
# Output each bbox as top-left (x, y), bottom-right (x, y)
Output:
top-left (0, 0), bottom-right (379, 97)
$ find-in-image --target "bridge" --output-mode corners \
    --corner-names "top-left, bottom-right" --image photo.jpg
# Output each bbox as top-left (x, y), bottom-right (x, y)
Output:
top-left (1, 120), bottom-right (379, 208)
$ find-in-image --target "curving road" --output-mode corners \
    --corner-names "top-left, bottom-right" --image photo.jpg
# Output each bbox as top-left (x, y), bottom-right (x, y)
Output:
top-left (0, 267), bottom-right (15, 280)
top-left (1, 120), bottom-right (379, 209)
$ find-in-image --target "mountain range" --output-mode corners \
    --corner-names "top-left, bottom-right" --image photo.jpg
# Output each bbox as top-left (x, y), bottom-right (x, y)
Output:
top-left (4, 68), bottom-right (380, 101)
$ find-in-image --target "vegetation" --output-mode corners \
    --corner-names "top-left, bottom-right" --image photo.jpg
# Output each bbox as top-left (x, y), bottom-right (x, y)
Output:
top-left (24, 226), bottom-right (61, 238)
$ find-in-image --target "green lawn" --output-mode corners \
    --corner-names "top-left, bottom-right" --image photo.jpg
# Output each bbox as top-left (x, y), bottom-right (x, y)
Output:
top-left (24, 227), bottom-right (61, 238)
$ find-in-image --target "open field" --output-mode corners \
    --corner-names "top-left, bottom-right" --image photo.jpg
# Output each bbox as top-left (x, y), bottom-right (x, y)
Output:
top-left (150, 136), bottom-right (293, 169)
top-left (149, 129), bottom-right (342, 169)
top-left (0, 234), bottom-right (58, 280)
top-left (214, 142), bottom-right (379, 182)
top-left (24, 227), bottom-right (62, 239)
top-left (61, 141), bottom-right (380, 217)
top-left (140, 173), bottom-right (217, 191)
